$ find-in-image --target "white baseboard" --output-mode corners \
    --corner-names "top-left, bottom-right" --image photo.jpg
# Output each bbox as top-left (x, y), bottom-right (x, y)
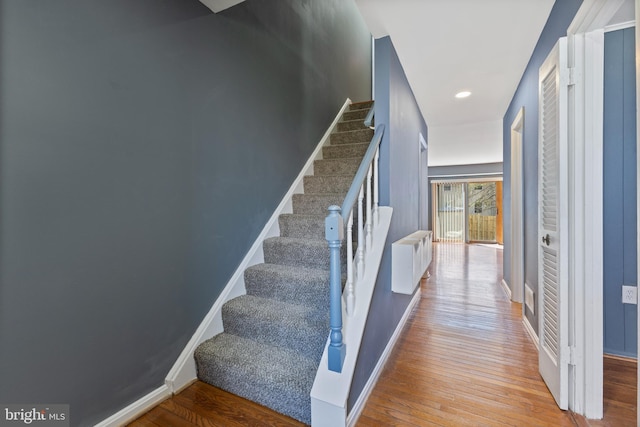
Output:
top-left (523, 315), bottom-right (539, 351)
top-left (164, 98), bottom-right (353, 394)
top-left (94, 385), bottom-right (171, 427)
top-left (346, 288), bottom-right (422, 427)
top-left (500, 279), bottom-right (512, 300)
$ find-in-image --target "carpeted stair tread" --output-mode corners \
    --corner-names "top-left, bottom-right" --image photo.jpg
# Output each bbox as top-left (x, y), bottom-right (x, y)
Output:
top-left (278, 213), bottom-right (326, 239)
top-left (323, 141), bottom-right (369, 159)
top-left (304, 174), bottom-right (355, 194)
top-left (263, 236), bottom-right (344, 270)
top-left (292, 193), bottom-right (346, 215)
top-left (337, 119), bottom-right (369, 132)
top-left (341, 108), bottom-right (369, 121)
top-left (222, 294), bottom-right (328, 360)
top-left (314, 157), bottom-right (363, 176)
top-left (279, 212), bottom-right (359, 244)
top-left (330, 128), bottom-right (374, 145)
top-left (244, 263), bottom-right (330, 308)
top-left (195, 333), bottom-right (317, 424)
top-left (349, 100), bottom-right (374, 110)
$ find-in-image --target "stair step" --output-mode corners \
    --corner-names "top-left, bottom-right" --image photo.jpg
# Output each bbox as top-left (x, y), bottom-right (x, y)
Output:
top-left (323, 142), bottom-right (369, 159)
top-left (304, 174), bottom-right (354, 194)
top-left (193, 103), bottom-right (378, 426)
top-left (330, 128), bottom-right (374, 145)
top-left (314, 157), bottom-right (362, 176)
top-left (292, 193), bottom-right (345, 215)
top-left (195, 333), bottom-right (317, 424)
top-left (341, 108), bottom-right (369, 121)
top-left (222, 295), bottom-right (328, 360)
top-left (349, 100), bottom-right (374, 111)
top-left (263, 236), bottom-right (343, 270)
top-left (278, 213), bottom-right (325, 239)
top-left (338, 119), bottom-right (369, 132)
top-left (244, 263), bottom-right (330, 308)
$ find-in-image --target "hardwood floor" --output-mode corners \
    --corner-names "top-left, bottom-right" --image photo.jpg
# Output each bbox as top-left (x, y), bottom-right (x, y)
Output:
top-left (129, 381), bottom-right (305, 427)
top-left (356, 243), bottom-right (637, 427)
top-left (129, 242), bottom-right (636, 426)
top-left (572, 355), bottom-right (637, 427)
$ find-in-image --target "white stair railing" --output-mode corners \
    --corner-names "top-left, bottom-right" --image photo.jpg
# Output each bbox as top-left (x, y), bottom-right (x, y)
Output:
top-left (325, 103), bottom-right (384, 373)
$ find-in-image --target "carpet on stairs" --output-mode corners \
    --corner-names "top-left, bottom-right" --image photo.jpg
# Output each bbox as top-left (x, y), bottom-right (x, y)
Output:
top-left (194, 100), bottom-right (374, 425)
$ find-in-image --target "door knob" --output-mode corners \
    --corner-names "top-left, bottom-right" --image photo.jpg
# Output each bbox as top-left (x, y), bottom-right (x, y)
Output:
top-left (542, 234), bottom-right (550, 246)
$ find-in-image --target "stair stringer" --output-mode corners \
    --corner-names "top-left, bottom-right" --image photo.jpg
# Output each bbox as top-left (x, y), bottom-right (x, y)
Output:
top-left (310, 206), bottom-right (393, 427)
top-left (165, 98), bottom-right (352, 395)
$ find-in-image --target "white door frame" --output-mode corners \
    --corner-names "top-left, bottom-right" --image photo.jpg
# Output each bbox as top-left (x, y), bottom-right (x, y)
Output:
top-left (510, 108), bottom-right (525, 304)
top-left (565, 0), bottom-right (626, 418)
top-left (419, 133), bottom-right (428, 230)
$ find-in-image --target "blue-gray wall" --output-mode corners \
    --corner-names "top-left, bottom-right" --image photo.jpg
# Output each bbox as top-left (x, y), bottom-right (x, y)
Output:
top-left (603, 27), bottom-right (637, 358)
top-left (502, 0), bottom-right (583, 332)
top-left (348, 36), bottom-right (428, 410)
top-left (0, 1), bottom-right (371, 425)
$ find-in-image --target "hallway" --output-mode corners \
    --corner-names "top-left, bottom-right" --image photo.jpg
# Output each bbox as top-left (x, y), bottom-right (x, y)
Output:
top-left (356, 243), bottom-right (636, 426)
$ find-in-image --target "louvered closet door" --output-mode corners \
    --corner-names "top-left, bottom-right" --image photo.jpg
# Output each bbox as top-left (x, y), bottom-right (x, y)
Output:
top-left (538, 37), bottom-right (569, 410)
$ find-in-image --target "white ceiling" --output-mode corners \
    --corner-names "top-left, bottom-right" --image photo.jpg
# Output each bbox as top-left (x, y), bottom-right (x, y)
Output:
top-left (355, 0), bottom-right (555, 128)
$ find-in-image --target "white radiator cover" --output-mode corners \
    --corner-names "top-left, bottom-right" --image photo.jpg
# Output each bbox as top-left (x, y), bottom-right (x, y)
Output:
top-left (391, 230), bottom-right (432, 294)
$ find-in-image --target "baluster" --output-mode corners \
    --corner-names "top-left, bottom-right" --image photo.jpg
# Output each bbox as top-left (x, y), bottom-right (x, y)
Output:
top-left (345, 212), bottom-right (355, 316)
top-left (325, 205), bottom-right (345, 373)
top-left (374, 147), bottom-right (380, 225)
top-left (357, 185), bottom-right (365, 280)
top-left (366, 164), bottom-right (373, 251)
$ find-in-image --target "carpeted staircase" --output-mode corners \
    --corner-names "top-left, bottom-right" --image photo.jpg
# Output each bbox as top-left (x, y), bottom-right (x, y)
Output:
top-left (194, 101), bottom-right (374, 425)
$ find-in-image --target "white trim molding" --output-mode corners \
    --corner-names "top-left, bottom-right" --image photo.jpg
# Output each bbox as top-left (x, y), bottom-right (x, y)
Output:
top-left (94, 386), bottom-right (171, 427)
top-left (604, 19), bottom-right (636, 33)
top-left (510, 107), bottom-right (525, 304)
top-left (568, 0), bottom-right (626, 33)
top-left (565, 0), bottom-right (621, 418)
top-left (523, 316), bottom-right (540, 351)
top-left (577, 28), bottom-right (605, 420)
top-left (500, 279), bottom-right (512, 300)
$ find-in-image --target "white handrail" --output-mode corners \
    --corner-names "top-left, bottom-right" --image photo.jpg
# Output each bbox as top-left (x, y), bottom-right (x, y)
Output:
top-left (325, 102), bottom-right (384, 372)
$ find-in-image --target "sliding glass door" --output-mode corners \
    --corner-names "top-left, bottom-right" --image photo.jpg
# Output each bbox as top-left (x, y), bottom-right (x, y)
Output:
top-left (433, 182), bottom-right (465, 242)
top-left (432, 180), bottom-right (502, 243)
top-left (467, 182), bottom-right (497, 242)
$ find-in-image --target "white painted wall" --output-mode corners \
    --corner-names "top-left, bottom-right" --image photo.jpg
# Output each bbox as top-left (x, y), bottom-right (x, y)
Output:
top-left (428, 120), bottom-right (503, 167)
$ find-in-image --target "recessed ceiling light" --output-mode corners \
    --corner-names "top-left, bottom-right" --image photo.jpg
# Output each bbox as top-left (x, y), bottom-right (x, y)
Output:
top-left (455, 91), bottom-right (472, 99)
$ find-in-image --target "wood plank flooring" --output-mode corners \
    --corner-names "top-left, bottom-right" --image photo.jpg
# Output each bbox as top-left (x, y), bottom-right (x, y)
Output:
top-left (129, 381), bottom-right (305, 427)
top-left (129, 242), bottom-right (636, 426)
top-left (356, 243), bottom-right (636, 427)
top-left (572, 355), bottom-right (637, 427)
